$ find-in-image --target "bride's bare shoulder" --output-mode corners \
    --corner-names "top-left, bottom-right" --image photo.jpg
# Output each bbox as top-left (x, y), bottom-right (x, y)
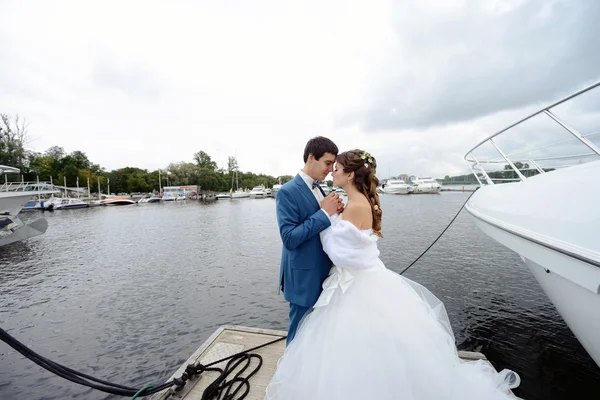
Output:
top-left (341, 200), bottom-right (371, 230)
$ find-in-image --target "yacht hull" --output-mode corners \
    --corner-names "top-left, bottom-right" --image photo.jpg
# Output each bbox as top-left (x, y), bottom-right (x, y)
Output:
top-left (470, 215), bottom-right (600, 365)
top-left (1, 192), bottom-right (38, 216)
top-left (466, 161), bottom-right (600, 366)
top-left (408, 186), bottom-right (441, 194)
top-left (382, 187), bottom-right (410, 194)
top-left (55, 204), bottom-right (89, 210)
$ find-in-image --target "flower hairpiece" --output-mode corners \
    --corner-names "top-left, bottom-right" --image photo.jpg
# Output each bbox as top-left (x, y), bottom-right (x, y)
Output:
top-left (360, 151), bottom-right (373, 168)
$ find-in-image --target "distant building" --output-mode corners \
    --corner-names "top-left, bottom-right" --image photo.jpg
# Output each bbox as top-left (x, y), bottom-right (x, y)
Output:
top-left (396, 174), bottom-right (410, 183)
top-left (163, 185), bottom-right (197, 199)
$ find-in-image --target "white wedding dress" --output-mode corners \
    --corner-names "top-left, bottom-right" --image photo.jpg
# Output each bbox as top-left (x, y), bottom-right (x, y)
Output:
top-left (265, 215), bottom-right (520, 400)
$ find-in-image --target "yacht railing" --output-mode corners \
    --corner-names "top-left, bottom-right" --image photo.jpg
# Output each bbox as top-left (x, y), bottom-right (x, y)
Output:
top-left (465, 80), bottom-right (600, 185)
top-left (0, 181), bottom-right (62, 194)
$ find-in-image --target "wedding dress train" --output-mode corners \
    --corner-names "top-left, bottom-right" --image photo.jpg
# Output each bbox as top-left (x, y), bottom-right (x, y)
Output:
top-left (265, 215), bottom-right (520, 399)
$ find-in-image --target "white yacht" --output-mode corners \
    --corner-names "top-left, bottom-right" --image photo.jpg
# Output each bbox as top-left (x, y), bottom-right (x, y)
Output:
top-left (249, 185), bottom-right (267, 198)
top-left (380, 179), bottom-right (410, 195)
top-left (0, 166), bottom-right (56, 246)
top-left (271, 184), bottom-right (283, 198)
top-left (319, 182), bottom-right (331, 196)
top-left (464, 80), bottom-right (600, 367)
top-left (408, 177), bottom-right (441, 194)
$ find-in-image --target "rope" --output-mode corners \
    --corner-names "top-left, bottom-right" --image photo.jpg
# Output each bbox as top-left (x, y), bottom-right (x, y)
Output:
top-left (0, 326), bottom-right (285, 398)
top-left (131, 385), bottom-right (154, 400)
top-left (399, 188), bottom-right (478, 276)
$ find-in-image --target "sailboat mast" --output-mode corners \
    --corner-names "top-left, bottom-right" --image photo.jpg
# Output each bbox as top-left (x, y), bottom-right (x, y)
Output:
top-left (235, 149), bottom-right (239, 191)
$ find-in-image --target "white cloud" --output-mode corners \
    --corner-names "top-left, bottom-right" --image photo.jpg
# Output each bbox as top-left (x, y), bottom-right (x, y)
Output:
top-left (1, 0), bottom-right (598, 180)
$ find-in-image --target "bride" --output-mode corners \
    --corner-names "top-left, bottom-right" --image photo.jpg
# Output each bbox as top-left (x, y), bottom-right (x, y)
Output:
top-left (265, 149), bottom-right (520, 399)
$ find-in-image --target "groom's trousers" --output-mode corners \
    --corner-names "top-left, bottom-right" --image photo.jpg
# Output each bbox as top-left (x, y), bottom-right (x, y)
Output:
top-left (287, 303), bottom-right (310, 345)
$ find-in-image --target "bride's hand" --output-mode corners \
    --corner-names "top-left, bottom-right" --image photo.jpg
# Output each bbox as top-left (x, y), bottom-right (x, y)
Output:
top-left (336, 198), bottom-right (344, 214)
top-left (321, 193), bottom-right (340, 216)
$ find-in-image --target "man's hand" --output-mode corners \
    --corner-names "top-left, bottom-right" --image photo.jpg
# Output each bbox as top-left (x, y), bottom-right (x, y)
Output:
top-left (321, 193), bottom-right (340, 216)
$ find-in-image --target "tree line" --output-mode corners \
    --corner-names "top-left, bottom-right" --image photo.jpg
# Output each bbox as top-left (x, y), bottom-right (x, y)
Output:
top-left (1, 113), bottom-right (293, 194)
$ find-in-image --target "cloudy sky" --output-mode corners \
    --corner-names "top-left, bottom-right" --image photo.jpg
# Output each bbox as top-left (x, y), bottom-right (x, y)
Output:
top-left (1, 0), bottom-right (599, 179)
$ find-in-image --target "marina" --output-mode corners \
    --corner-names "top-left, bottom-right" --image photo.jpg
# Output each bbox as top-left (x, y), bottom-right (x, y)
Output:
top-left (2, 1), bottom-right (600, 398)
top-left (1, 194), bottom-right (599, 399)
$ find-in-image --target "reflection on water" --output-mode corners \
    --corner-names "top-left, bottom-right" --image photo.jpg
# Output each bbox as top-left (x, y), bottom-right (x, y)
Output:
top-left (0, 194), bottom-right (598, 399)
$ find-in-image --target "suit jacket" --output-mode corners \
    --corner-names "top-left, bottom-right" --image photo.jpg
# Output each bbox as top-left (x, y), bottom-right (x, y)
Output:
top-left (276, 174), bottom-right (333, 307)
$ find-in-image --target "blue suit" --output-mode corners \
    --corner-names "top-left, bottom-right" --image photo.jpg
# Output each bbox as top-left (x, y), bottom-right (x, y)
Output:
top-left (276, 174), bottom-right (332, 344)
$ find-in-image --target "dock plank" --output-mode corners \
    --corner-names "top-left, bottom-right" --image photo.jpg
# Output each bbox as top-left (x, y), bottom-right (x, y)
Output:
top-left (149, 326), bottom-right (286, 400)
top-left (149, 325), bottom-right (514, 399)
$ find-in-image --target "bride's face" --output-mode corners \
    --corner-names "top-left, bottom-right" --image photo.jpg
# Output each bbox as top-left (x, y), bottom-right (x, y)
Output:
top-left (332, 162), bottom-right (351, 188)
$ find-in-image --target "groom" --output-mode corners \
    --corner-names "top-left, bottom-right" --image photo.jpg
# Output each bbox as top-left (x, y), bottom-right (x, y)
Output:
top-left (276, 136), bottom-right (342, 345)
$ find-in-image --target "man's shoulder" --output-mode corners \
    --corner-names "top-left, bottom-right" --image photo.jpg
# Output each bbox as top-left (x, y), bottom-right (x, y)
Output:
top-left (280, 177), bottom-right (299, 193)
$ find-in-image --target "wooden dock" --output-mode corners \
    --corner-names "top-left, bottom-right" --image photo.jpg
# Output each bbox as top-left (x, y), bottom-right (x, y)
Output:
top-left (149, 325), bottom-right (514, 399)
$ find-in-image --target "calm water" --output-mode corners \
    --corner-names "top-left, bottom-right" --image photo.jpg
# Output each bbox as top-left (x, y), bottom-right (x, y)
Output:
top-left (1, 194), bottom-right (599, 399)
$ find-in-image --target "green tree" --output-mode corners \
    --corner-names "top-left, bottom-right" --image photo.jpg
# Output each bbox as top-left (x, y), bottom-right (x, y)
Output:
top-left (193, 150), bottom-right (217, 171)
top-left (0, 114), bottom-right (30, 172)
top-left (503, 162), bottom-right (532, 179)
top-left (227, 156), bottom-right (239, 174)
top-left (69, 150), bottom-right (91, 170)
top-left (44, 146), bottom-right (66, 159)
top-left (166, 162), bottom-right (201, 186)
top-left (279, 175), bottom-right (294, 184)
top-left (28, 153), bottom-right (55, 180)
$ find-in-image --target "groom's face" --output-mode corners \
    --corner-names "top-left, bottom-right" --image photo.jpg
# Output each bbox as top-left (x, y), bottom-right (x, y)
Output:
top-left (309, 152), bottom-right (336, 181)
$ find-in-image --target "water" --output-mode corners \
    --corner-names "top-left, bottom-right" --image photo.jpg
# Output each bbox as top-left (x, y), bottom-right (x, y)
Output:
top-left (1, 194), bottom-right (599, 399)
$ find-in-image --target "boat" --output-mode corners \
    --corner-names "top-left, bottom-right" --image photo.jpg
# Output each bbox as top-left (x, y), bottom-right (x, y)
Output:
top-left (380, 179), bottom-right (410, 195)
top-left (215, 193), bottom-right (232, 200)
top-left (138, 195), bottom-right (162, 204)
top-left (231, 189), bottom-right (249, 199)
top-left (334, 187), bottom-right (347, 196)
top-left (41, 196), bottom-right (64, 210)
top-left (87, 200), bottom-right (104, 207)
top-left (161, 193), bottom-right (177, 201)
top-left (271, 184), bottom-right (282, 198)
top-left (21, 200), bottom-right (46, 211)
top-left (319, 182), bottom-right (331, 195)
top-left (249, 185), bottom-right (267, 198)
top-left (464, 80), bottom-right (600, 367)
top-left (407, 177), bottom-right (441, 194)
top-left (228, 169), bottom-right (249, 199)
top-left (0, 165), bottom-right (56, 246)
top-left (53, 198), bottom-right (89, 210)
top-left (102, 196), bottom-right (136, 206)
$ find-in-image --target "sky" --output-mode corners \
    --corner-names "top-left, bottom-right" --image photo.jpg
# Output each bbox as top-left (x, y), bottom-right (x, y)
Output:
top-left (1, 0), bottom-right (599, 179)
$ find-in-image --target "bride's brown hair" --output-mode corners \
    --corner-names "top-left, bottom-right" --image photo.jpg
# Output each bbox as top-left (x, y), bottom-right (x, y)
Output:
top-left (336, 149), bottom-right (383, 237)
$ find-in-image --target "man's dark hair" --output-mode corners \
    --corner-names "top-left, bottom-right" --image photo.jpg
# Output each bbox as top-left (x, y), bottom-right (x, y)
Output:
top-left (303, 136), bottom-right (338, 163)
